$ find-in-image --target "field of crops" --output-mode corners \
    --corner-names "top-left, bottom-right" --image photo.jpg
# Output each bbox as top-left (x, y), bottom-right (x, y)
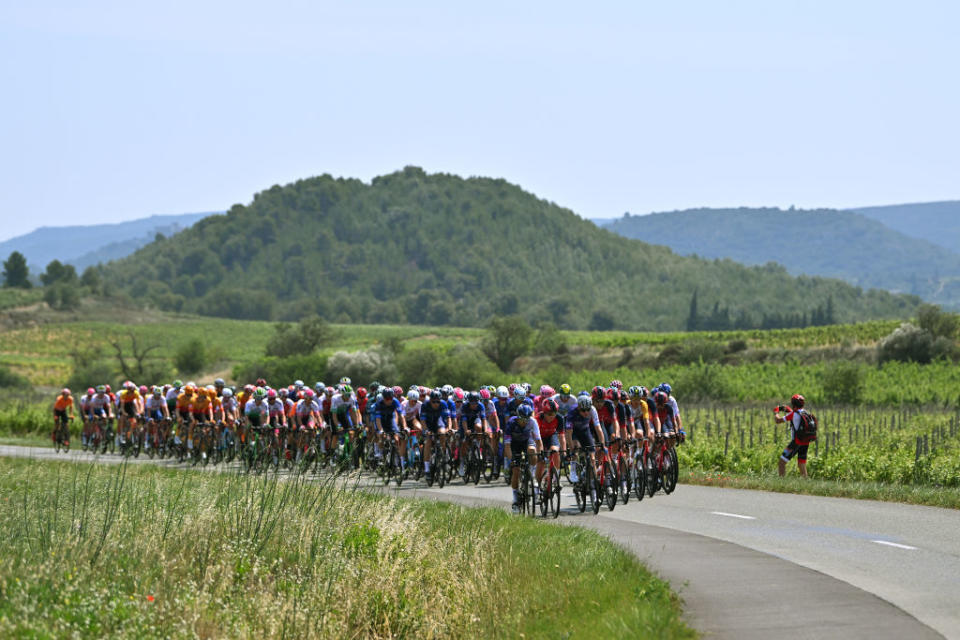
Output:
top-left (678, 406), bottom-right (960, 489)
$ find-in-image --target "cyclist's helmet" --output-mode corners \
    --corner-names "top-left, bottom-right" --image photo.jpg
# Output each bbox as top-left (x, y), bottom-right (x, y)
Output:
top-left (539, 384), bottom-right (551, 397)
top-left (479, 388), bottom-right (491, 400)
top-left (453, 387), bottom-right (464, 401)
top-left (86, 387), bottom-right (95, 396)
top-left (96, 385), bottom-right (106, 394)
top-left (314, 382), bottom-right (325, 392)
top-left (393, 385), bottom-right (403, 398)
top-left (605, 388), bottom-right (616, 401)
top-left (342, 384), bottom-right (354, 396)
top-left (172, 379), bottom-right (183, 388)
top-left (517, 404), bottom-right (534, 419)
top-left (577, 395), bottom-right (592, 410)
top-left (254, 387), bottom-right (266, 399)
top-left (522, 382), bottom-right (531, 393)
top-left (654, 391), bottom-right (669, 406)
top-left (660, 383), bottom-right (672, 395)
top-left (222, 388), bottom-right (233, 398)
top-left (628, 385), bottom-right (641, 398)
top-left (496, 385), bottom-right (509, 399)
top-left (278, 388), bottom-right (287, 398)
top-left (610, 379), bottom-right (623, 390)
top-left (512, 386), bottom-right (526, 399)
top-left (466, 391), bottom-right (480, 404)
top-left (256, 378), bottom-right (266, 387)
top-left (339, 376), bottom-right (352, 385)
top-left (591, 386), bottom-right (605, 401)
top-left (152, 387), bottom-right (162, 396)
top-left (214, 378), bottom-right (225, 387)
top-left (304, 389), bottom-right (315, 399)
top-left (559, 383), bottom-right (572, 396)
top-left (294, 380), bottom-right (304, 389)
top-left (138, 385), bottom-right (148, 395)
top-left (507, 383), bottom-right (516, 394)
top-left (266, 389), bottom-right (277, 400)
top-left (325, 386), bottom-right (335, 395)
top-left (639, 386), bottom-right (649, 398)
top-left (104, 384), bottom-right (112, 393)
top-left (407, 389), bottom-right (419, 402)
top-left (441, 384), bottom-right (454, 396)
top-left (370, 381), bottom-right (381, 393)
top-left (382, 387), bottom-right (395, 399)
top-left (541, 398), bottom-right (558, 414)
top-left (619, 390), bottom-right (629, 403)
top-left (791, 394), bottom-right (805, 409)
top-left (61, 388), bottom-right (71, 396)
top-left (244, 384), bottom-right (255, 394)
top-left (357, 387), bottom-right (368, 398)
top-left (429, 389), bottom-right (442, 402)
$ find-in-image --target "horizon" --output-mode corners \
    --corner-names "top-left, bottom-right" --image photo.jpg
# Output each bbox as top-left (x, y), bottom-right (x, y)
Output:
top-left (3, 2), bottom-right (958, 242)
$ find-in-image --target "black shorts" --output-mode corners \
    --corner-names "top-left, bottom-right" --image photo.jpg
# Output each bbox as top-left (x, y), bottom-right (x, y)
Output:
top-left (54, 409), bottom-right (68, 425)
top-left (541, 431), bottom-right (560, 449)
top-left (571, 427), bottom-right (595, 452)
top-left (509, 438), bottom-right (534, 458)
top-left (122, 402), bottom-right (137, 417)
top-left (781, 439), bottom-right (809, 462)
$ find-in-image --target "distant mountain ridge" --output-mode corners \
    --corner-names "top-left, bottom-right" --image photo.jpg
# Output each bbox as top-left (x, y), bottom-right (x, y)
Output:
top-left (96, 167), bottom-right (918, 330)
top-left (603, 207), bottom-right (960, 309)
top-left (849, 201), bottom-right (960, 253)
top-left (0, 212), bottom-right (218, 274)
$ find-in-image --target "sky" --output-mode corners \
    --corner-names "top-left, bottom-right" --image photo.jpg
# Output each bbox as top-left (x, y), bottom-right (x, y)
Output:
top-left (1, 1), bottom-right (958, 241)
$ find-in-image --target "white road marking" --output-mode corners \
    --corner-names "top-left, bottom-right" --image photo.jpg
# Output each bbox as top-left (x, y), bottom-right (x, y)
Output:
top-left (711, 511), bottom-right (756, 520)
top-left (873, 540), bottom-right (917, 550)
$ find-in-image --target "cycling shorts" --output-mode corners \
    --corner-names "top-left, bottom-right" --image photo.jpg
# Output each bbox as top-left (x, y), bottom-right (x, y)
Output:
top-left (122, 403), bottom-right (137, 417)
top-left (424, 419), bottom-right (446, 435)
top-left (247, 414), bottom-right (263, 428)
top-left (54, 409), bottom-right (68, 422)
top-left (147, 408), bottom-right (164, 423)
top-left (380, 420), bottom-right (400, 435)
top-left (91, 407), bottom-right (107, 418)
top-left (570, 427), bottom-right (595, 452)
top-left (508, 437), bottom-right (535, 457)
top-left (600, 422), bottom-right (616, 442)
top-left (336, 412), bottom-right (354, 430)
top-left (781, 439), bottom-right (809, 463)
top-left (542, 432), bottom-right (560, 449)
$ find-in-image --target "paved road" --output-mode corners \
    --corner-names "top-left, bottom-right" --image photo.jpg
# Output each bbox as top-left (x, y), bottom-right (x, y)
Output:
top-left (3, 444), bottom-right (957, 639)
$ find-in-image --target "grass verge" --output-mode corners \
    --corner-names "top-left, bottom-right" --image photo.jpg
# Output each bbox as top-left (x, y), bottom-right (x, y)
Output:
top-left (0, 458), bottom-right (694, 639)
top-left (682, 470), bottom-right (960, 509)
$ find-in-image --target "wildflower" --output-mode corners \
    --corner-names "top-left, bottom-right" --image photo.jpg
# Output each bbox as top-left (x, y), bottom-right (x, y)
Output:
top-left (147, 595), bottom-right (155, 603)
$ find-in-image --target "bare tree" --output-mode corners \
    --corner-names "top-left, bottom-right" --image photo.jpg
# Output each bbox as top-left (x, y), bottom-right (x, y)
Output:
top-left (107, 332), bottom-right (162, 381)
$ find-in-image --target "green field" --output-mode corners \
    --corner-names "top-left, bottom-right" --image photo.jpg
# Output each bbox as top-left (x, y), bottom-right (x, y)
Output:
top-left (0, 458), bottom-right (692, 639)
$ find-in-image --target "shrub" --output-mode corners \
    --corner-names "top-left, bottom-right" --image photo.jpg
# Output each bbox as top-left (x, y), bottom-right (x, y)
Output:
top-left (673, 362), bottom-right (733, 402)
top-left (233, 353), bottom-right (329, 387)
top-left (531, 322), bottom-right (567, 356)
top-left (326, 348), bottom-right (397, 386)
top-left (432, 345), bottom-right (501, 390)
top-left (658, 339), bottom-right (725, 366)
top-left (0, 364), bottom-right (29, 388)
top-left (265, 315), bottom-right (338, 357)
top-left (482, 315), bottom-right (532, 371)
top-left (65, 361), bottom-right (116, 393)
top-left (820, 361), bottom-right (864, 405)
top-left (396, 347), bottom-right (440, 388)
top-left (174, 338), bottom-right (207, 375)
top-left (877, 323), bottom-right (951, 364)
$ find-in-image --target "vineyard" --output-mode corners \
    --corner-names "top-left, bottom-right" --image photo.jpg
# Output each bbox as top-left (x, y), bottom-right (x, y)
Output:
top-left (678, 406), bottom-right (960, 487)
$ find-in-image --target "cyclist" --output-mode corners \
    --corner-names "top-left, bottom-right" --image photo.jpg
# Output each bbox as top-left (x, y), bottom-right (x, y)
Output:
top-left (117, 381), bottom-right (141, 436)
top-left (374, 387), bottom-right (407, 471)
top-left (419, 389), bottom-right (450, 480)
top-left (592, 386), bottom-right (620, 456)
top-left (535, 398), bottom-right (565, 487)
top-left (653, 390), bottom-right (677, 442)
top-left (775, 394), bottom-right (812, 478)
top-left (566, 394), bottom-right (606, 484)
top-left (52, 388), bottom-right (74, 446)
top-left (458, 391), bottom-right (488, 476)
top-left (88, 385), bottom-right (114, 446)
top-left (144, 387), bottom-right (170, 451)
top-left (332, 384), bottom-right (361, 454)
top-left (79, 388), bottom-right (95, 448)
top-left (503, 404), bottom-right (543, 511)
top-left (660, 382), bottom-right (683, 436)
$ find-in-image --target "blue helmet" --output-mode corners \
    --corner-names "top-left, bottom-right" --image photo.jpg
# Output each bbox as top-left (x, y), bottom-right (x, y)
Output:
top-left (517, 404), bottom-right (534, 419)
top-left (660, 383), bottom-right (672, 396)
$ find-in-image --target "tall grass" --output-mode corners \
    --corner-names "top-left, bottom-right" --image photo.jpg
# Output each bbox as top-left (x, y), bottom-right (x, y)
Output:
top-left (0, 459), bottom-right (692, 639)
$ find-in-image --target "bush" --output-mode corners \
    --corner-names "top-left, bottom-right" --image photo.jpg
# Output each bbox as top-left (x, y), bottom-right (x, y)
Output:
top-left (0, 364), bottom-right (29, 388)
top-left (395, 347), bottom-right (440, 388)
top-left (673, 362), bottom-right (733, 402)
top-left (326, 348), bottom-right (397, 386)
top-left (820, 361), bottom-right (864, 405)
top-left (658, 339), bottom-right (725, 366)
top-left (916, 304), bottom-right (959, 339)
top-left (432, 345), bottom-right (501, 390)
top-left (42, 282), bottom-right (81, 310)
top-left (65, 361), bottom-right (116, 393)
top-left (876, 323), bottom-right (955, 364)
top-left (175, 338), bottom-right (207, 375)
top-left (233, 353), bottom-right (329, 387)
top-left (265, 315), bottom-right (338, 358)
top-left (482, 315), bottom-right (532, 371)
top-left (531, 322), bottom-right (567, 356)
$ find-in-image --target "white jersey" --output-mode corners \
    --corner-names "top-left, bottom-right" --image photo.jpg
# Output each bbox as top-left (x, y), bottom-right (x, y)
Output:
top-left (400, 399), bottom-right (421, 421)
top-left (221, 396), bottom-right (238, 415)
top-left (90, 394), bottom-right (111, 410)
top-left (145, 395), bottom-right (165, 412)
top-left (551, 393), bottom-right (578, 417)
top-left (244, 399), bottom-right (268, 417)
top-left (165, 388), bottom-right (180, 404)
top-left (331, 393), bottom-right (355, 414)
top-left (296, 399), bottom-right (320, 417)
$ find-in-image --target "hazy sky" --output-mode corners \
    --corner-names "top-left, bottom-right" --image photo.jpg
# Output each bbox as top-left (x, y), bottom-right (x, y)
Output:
top-left (1, 1), bottom-right (957, 241)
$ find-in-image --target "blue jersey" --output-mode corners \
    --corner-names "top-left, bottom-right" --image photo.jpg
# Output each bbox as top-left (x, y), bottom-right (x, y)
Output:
top-left (375, 399), bottom-right (402, 429)
top-left (494, 398), bottom-right (511, 426)
top-left (507, 397), bottom-right (534, 417)
top-left (419, 401), bottom-right (450, 430)
top-left (459, 402), bottom-right (485, 429)
top-left (504, 416), bottom-right (541, 441)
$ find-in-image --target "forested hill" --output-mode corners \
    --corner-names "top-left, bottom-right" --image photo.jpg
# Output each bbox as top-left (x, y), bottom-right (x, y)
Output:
top-left (101, 167), bottom-right (919, 330)
top-left (603, 208), bottom-right (960, 309)
top-left (851, 201), bottom-right (960, 254)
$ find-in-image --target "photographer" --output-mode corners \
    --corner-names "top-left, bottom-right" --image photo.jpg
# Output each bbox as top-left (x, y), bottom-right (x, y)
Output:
top-left (774, 394), bottom-right (812, 478)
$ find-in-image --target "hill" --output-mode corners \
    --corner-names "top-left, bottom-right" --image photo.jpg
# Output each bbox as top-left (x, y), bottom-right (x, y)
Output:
top-left (0, 212), bottom-right (217, 274)
top-left (850, 201), bottom-right (960, 253)
top-left (603, 207), bottom-right (960, 309)
top-left (99, 167), bottom-right (919, 330)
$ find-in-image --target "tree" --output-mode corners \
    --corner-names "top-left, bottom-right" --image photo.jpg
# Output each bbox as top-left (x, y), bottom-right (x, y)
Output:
top-left (40, 259), bottom-right (78, 286)
top-left (2, 251), bottom-right (31, 288)
top-left (482, 315), bottom-right (533, 371)
top-left (916, 304), bottom-right (958, 340)
top-left (43, 282), bottom-right (81, 310)
top-left (686, 290), bottom-right (699, 331)
top-left (265, 315), bottom-right (338, 358)
top-left (175, 338), bottom-right (207, 375)
top-left (80, 266), bottom-right (102, 292)
top-left (589, 310), bottom-right (616, 331)
top-left (107, 332), bottom-right (165, 381)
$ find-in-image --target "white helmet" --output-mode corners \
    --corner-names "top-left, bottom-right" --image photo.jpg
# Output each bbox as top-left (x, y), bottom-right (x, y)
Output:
top-left (222, 388), bottom-right (233, 398)
top-left (496, 385), bottom-right (509, 399)
top-left (407, 389), bottom-right (419, 402)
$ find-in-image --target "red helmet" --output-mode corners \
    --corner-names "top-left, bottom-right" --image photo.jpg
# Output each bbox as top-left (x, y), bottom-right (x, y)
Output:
top-left (266, 389), bottom-right (277, 400)
top-left (244, 384), bottom-right (255, 393)
top-left (256, 378), bottom-right (267, 387)
top-left (654, 391), bottom-right (669, 406)
top-left (605, 388), bottom-right (616, 401)
top-left (393, 385), bottom-right (403, 398)
top-left (791, 394), bottom-right (805, 409)
top-left (453, 387), bottom-right (464, 401)
top-left (61, 388), bottom-right (71, 395)
top-left (591, 386), bottom-right (605, 401)
top-left (104, 384), bottom-right (112, 393)
top-left (540, 398), bottom-right (558, 414)
top-left (357, 386), bottom-right (367, 398)
top-left (139, 385), bottom-right (148, 395)
top-left (479, 388), bottom-right (491, 400)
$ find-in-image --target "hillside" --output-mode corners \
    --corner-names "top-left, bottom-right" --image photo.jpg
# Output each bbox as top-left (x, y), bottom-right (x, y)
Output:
top-left (851, 201), bottom-right (960, 253)
top-left (99, 167), bottom-right (919, 330)
top-left (603, 207), bottom-right (960, 309)
top-left (0, 212), bottom-right (217, 274)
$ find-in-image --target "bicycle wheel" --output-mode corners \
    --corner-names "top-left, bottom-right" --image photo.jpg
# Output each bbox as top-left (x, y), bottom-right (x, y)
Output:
top-left (645, 449), bottom-right (658, 498)
top-left (436, 447), bottom-right (447, 488)
top-left (393, 448), bottom-right (403, 487)
top-left (53, 425), bottom-right (62, 453)
top-left (524, 467), bottom-right (537, 517)
top-left (481, 442), bottom-right (495, 483)
top-left (549, 467), bottom-right (561, 519)
top-left (470, 445), bottom-right (482, 485)
top-left (604, 461), bottom-right (617, 511)
top-left (537, 469), bottom-right (548, 518)
top-left (663, 448), bottom-right (679, 494)
top-left (633, 453), bottom-right (645, 502)
top-left (589, 464), bottom-right (601, 515)
top-left (619, 455), bottom-right (630, 505)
